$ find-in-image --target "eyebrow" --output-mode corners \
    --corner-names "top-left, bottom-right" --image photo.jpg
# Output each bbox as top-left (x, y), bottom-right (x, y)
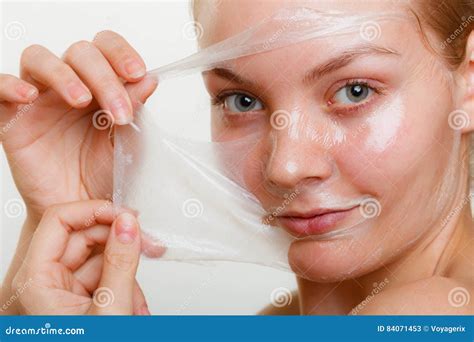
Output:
top-left (205, 45), bottom-right (400, 86)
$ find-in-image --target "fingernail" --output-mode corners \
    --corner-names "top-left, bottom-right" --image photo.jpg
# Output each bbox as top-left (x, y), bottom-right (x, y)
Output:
top-left (125, 59), bottom-right (146, 79)
top-left (67, 82), bottom-right (92, 104)
top-left (111, 97), bottom-right (131, 125)
top-left (115, 212), bottom-right (137, 244)
top-left (26, 88), bottom-right (38, 100)
top-left (16, 84), bottom-right (38, 100)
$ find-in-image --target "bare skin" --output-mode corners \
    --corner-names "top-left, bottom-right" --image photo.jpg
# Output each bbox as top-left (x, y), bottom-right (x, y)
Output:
top-left (2, 1), bottom-right (474, 315)
top-left (200, 0), bottom-right (474, 315)
top-left (12, 201), bottom-right (149, 315)
top-left (260, 204), bottom-right (473, 315)
top-left (0, 31), bottom-right (163, 314)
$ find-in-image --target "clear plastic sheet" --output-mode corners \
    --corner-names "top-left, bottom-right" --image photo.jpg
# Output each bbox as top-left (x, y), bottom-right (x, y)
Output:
top-left (113, 6), bottom-right (463, 272)
top-left (114, 107), bottom-right (293, 270)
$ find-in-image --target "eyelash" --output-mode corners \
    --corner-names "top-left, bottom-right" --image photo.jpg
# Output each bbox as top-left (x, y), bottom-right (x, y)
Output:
top-left (328, 79), bottom-right (385, 115)
top-left (211, 80), bottom-right (386, 116)
top-left (211, 91), bottom-right (260, 108)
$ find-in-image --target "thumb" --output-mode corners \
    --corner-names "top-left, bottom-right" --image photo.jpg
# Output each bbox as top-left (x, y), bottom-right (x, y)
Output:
top-left (125, 74), bottom-right (158, 110)
top-left (89, 212), bottom-right (141, 315)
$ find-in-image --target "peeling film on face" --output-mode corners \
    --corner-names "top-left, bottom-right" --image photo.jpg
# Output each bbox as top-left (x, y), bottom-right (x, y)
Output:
top-left (115, 7), bottom-right (465, 279)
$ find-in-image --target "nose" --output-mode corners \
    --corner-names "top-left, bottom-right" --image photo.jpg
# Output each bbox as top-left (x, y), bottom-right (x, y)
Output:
top-left (264, 121), bottom-right (334, 191)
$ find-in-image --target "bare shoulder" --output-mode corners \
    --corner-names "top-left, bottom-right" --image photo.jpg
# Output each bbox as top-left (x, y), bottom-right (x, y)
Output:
top-left (354, 276), bottom-right (474, 315)
top-left (258, 290), bottom-right (300, 315)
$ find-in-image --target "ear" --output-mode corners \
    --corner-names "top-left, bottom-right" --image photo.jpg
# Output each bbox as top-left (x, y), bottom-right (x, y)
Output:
top-left (459, 30), bottom-right (474, 133)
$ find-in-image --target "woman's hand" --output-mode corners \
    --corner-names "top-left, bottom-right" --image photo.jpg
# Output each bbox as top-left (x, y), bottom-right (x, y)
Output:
top-left (0, 31), bottom-right (157, 223)
top-left (12, 200), bottom-right (152, 315)
top-left (0, 31), bottom-right (158, 312)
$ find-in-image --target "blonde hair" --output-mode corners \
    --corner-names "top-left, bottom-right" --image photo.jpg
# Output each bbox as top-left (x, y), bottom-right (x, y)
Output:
top-left (410, 1), bottom-right (473, 197)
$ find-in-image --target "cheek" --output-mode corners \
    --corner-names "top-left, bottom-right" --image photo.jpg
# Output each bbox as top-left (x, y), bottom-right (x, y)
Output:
top-left (334, 92), bottom-right (455, 199)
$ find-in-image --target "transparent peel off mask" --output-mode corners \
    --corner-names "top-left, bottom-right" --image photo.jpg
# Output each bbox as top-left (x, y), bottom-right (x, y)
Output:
top-left (113, 6), bottom-right (461, 273)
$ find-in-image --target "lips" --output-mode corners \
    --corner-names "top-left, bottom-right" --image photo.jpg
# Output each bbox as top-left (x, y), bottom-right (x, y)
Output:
top-left (277, 206), bottom-right (359, 237)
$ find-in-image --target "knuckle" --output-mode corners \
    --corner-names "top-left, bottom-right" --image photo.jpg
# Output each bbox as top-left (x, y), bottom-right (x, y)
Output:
top-left (43, 204), bottom-right (62, 219)
top-left (64, 40), bottom-right (94, 62)
top-left (48, 63), bottom-right (72, 83)
top-left (21, 44), bottom-right (44, 63)
top-left (95, 77), bottom-right (125, 96)
top-left (0, 74), bottom-right (15, 91)
top-left (93, 30), bottom-right (122, 43)
top-left (104, 248), bottom-right (136, 272)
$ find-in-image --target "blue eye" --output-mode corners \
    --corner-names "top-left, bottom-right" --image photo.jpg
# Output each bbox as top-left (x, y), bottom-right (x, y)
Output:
top-left (223, 93), bottom-right (263, 113)
top-left (334, 83), bottom-right (373, 104)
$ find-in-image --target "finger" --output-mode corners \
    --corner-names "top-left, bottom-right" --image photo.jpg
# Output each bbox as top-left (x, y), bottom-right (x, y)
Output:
top-left (124, 74), bottom-right (158, 110)
top-left (89, 213), bottom-right (141, 315)
top-left (74, 254), bottom-right (103, 294)
top-left (133, 281), bottom-right (150, 315)
top-left (20, 44), bottom-right (93, 107)
top-left (62, 40), bottom-right (133, 125)
top-left (93, 31), bottom-right (146, 82)
top-left (60, 224), bottom-right (110, 270)
top-left (27, 200), bottom-right (134, 266)
top-left (141, 230), bottom-right (166, 258)
top-left (0, 74), bottom-right (38, 103)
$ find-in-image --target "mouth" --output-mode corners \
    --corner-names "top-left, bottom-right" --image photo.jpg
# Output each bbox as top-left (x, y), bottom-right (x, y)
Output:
top-left (277, 205), bottom-right (359, 238)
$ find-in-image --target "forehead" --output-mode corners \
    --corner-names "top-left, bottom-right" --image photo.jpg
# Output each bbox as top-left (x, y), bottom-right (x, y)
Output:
top-left (197, 0), bottom-right (425, 83)
top-left (198, 0), bottom-right (411, 47)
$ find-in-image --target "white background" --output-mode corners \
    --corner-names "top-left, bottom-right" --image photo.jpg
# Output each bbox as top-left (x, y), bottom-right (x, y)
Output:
top-left (0, 0), bottom-right (297, 314)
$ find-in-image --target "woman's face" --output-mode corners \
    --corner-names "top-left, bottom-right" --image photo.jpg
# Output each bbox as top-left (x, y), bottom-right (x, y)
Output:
top-left (201, 0), bottom-right (467, 281)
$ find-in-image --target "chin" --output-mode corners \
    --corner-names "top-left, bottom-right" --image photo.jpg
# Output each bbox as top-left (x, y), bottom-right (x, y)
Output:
top-left (288, 238), bottom-right (386, 283)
